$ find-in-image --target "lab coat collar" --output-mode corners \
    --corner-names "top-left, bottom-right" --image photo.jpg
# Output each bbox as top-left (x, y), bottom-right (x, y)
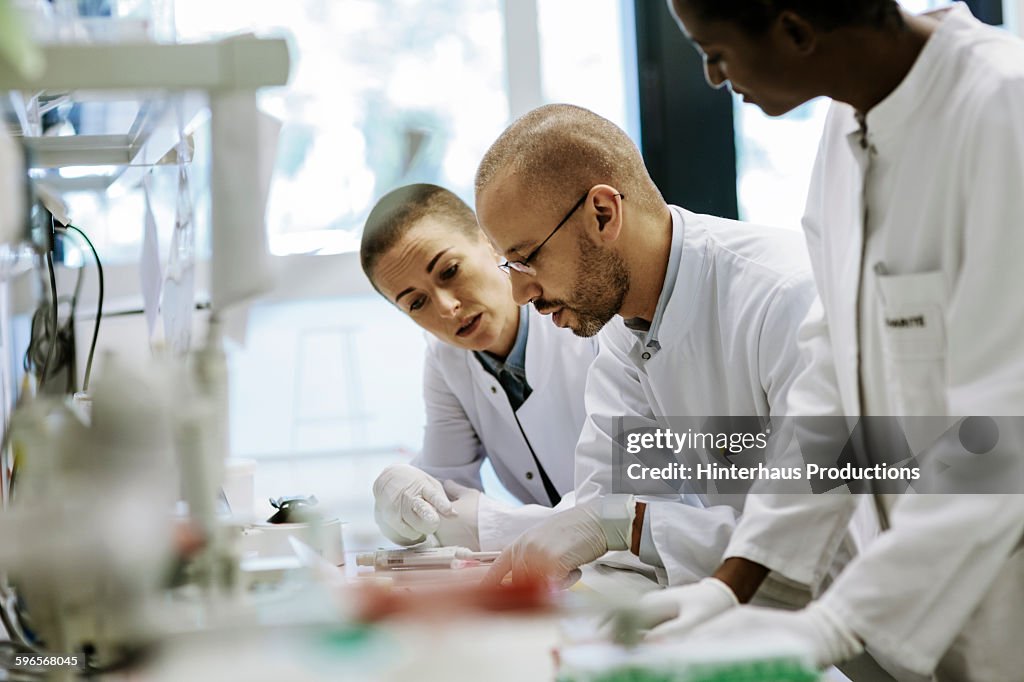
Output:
top-left (626, 206), bottom-right (706, 366)
top-left (624, 204), bottom-right (685, 350)
top-left (863, 2), bottom-right (973, 143)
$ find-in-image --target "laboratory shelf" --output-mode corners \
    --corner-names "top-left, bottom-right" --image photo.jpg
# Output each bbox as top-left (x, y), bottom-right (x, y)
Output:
top-left (2, 36), bottom-right (287, 190)
top-left (0, 36), bottom-right (290, 92)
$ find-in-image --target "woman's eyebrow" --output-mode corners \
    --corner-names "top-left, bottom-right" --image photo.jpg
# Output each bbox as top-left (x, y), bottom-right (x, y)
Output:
top-left (426, 248), bottom-right (451, 273)
top-left (394, 247), bottom-right (453, 304)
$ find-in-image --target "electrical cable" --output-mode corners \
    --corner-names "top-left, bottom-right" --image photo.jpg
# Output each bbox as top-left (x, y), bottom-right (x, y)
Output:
top-left (62, 225), bottom-right (102, 392)
top-left (35, 251), bottom-right (58, 390)
top-left (28, 215), bottom-right (60, 391)
top-left (57, 232), bottom-right (84, 315)
top-left (62, 224), bottom-right (102, 392)
top-left (50, 231), bottom-right (85, 328)
top-left (23, 233), bottom-right (84, 394)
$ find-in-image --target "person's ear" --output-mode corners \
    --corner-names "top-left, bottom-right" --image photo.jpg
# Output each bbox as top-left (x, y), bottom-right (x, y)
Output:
top-left (588, 185), bottom-right (625, 243)
top-left (774, 10), bottom-right (818, 56)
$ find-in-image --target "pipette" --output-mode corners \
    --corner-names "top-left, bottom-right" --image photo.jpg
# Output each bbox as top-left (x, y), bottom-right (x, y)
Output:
top-left (356, 547), bottom-right (501, 570)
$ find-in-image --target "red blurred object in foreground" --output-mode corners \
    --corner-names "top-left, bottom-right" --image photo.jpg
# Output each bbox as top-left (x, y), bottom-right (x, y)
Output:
top-left (354, 574), bottom-right (553, 622)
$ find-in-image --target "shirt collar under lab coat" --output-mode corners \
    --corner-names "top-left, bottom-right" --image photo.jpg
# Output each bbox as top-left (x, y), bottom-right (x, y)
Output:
top-left (474, 304), bottom-right (529, 381)
top-left (623, 204), bottom-right (688, 364)
top-left (466, 304), bottom-right (579, 403)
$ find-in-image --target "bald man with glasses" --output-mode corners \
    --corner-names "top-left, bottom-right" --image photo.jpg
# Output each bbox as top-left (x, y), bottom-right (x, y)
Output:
top-left (475, 105), bottom-right (862, 626)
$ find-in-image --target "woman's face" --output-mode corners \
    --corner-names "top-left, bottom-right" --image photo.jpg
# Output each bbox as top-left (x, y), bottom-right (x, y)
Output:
top-left (373, 218), bottom-right (520, 357)
top-left (671, 0), bottom-right (819, 117)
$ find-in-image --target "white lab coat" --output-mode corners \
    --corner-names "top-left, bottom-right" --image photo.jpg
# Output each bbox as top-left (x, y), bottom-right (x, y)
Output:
top-left (413, 305), bottom-right (597, 551)
top-left (576, 206), bottom-right (846, 593)
top-left (790, 5), bottom-right (1024, 679)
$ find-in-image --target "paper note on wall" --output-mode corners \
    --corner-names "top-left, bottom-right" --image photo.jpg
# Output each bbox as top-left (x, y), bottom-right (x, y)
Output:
top-left (209, 91), bottom-right (280, 313)
top-left (140, 178), bottom-right (163, 340)
top-left (162, 163), bottom-right (195, 356)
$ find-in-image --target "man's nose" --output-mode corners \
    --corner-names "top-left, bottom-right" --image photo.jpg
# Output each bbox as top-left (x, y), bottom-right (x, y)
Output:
top-left (509, 270), bottom-right (540, 306)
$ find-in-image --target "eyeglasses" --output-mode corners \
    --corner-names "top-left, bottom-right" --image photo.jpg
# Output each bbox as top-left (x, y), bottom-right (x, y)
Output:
top-left (498, 190), bottom-right (590, 277)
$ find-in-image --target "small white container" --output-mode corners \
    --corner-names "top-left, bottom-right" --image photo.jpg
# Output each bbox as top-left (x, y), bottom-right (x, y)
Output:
top-left (240, 517), bottom-right (345, 566)
top-left (222, 458), bottom-right (257, 519)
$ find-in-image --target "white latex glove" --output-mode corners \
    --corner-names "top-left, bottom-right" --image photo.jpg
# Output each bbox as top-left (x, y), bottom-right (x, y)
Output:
top-left (689, 603), bottom-right (864, 669)
top-left (372, 464), bottom-right (455, 545)
top-left (629, 578), bottom-right (739, 640)
top-left (433, 480), bottom-right (481, 551)
top-left (482, 494), bottom-right (634, 588)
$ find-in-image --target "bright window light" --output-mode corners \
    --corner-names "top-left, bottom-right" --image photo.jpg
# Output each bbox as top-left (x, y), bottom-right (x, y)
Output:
top-left (58, 165), bottom-right (119, 179)
top-left (175, 0), bottom-right (509, 256)
top-left (537, 0), bottom-right (639, 144)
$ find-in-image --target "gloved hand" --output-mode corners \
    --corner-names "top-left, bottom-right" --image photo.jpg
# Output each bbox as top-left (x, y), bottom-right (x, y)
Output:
top-left (372, 464), bottom-right (455, 545)
top-left (688, 603), bottom-right (864, 669)
top-left (627, 578), bottom-right (739, 640)
top-left (482, 494), bottom-right (634, 588)
top-left (433, 480), bottom-right (481, 551)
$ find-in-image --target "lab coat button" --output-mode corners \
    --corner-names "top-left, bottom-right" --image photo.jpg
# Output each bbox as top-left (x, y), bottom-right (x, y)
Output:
top-left (525, 471), bottom-right (534, 480)
top-left (491, 386), bottom-right (498, 394)
top-left (641, 352), bottom-right (651, 360)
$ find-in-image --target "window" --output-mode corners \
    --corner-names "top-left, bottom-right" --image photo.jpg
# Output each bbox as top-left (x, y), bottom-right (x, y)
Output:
top-left (175, 0), bottom-right (508, 256)
top-left (733, 97), bottom-right (828, 229)
top-left (228, 295), bottom-right (427, 458)
top-left (537, 0), bottom-right (640, 143)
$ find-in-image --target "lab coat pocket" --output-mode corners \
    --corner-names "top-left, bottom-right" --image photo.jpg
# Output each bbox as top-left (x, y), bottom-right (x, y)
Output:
top-left (876, 271), bottom-right (947, 415)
